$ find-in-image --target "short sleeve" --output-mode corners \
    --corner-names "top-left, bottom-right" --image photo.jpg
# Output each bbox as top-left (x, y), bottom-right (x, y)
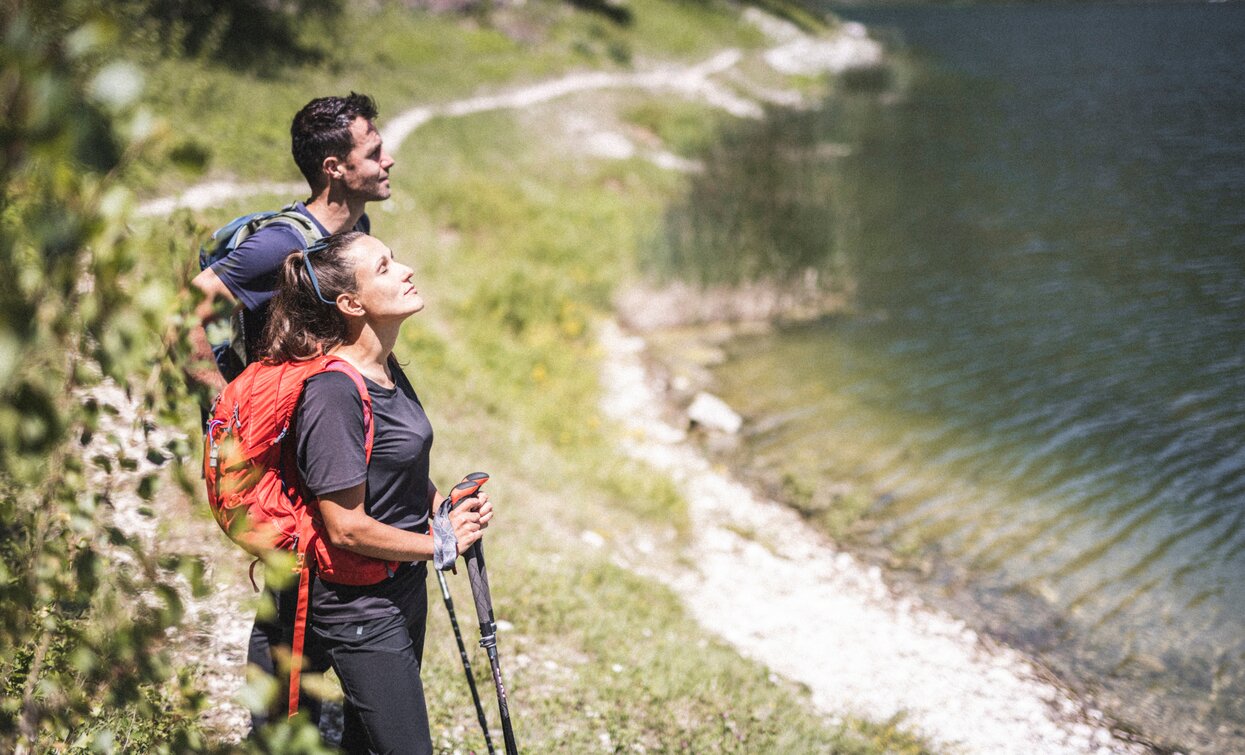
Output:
top-left (294, 371), bottom-right (369, 496)
top-left (210, 223), bottom-right (308, 311)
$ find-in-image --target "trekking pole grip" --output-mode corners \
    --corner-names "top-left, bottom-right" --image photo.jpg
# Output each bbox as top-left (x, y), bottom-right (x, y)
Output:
top-left (464, 540), bottom-right (496, 644)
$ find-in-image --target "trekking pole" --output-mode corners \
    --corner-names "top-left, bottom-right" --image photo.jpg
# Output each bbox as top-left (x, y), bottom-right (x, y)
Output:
top-left (438, 473), bottom-right (495, 755)
top-left (436, 569), bottom-right (495, 755)
top-left (451, 474), bottom-right (519, 755)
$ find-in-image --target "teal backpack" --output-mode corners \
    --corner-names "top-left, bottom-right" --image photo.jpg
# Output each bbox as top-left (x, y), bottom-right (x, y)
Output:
top-left (199, 205), bottom-right (322, 380)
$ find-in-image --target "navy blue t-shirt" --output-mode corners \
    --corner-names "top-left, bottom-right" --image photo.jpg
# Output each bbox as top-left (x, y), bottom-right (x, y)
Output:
top-left (294, 363), bottom-right (434, 623)
top-left (210, 203), bottom-right (370, 358)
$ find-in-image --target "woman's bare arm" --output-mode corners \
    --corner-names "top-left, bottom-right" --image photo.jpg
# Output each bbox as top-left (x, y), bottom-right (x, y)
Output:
top-left (317, 483), bottom-right (492, 561)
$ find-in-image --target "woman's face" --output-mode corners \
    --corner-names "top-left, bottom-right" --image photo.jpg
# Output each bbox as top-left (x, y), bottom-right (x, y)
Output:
top-left (346, 235), bottom-right (424, 320)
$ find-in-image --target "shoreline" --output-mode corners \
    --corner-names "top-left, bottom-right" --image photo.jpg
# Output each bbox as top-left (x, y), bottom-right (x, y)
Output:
top-left (597, 318), bottom-right (1155, 755)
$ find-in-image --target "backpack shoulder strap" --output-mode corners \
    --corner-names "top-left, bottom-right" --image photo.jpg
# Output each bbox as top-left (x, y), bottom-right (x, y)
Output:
top-left (285, 355), bottom-right (376, 720)
top-left (263, 204), bottom-right (324, 248)
top-left (319, 356), bottom-right (375, 462)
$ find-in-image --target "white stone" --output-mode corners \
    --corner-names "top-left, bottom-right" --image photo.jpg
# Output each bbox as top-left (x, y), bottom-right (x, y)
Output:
top-left (742, 8), bottom-right (803, 43)
top-left (686, 391), bottom-right (743, 434)
top-left (765, 30), bottom-right (885, 77)
top-left (585, 131), bottom-right (636, 160)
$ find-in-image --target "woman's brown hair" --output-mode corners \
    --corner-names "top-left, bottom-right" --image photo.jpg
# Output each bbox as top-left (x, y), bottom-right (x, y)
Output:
top-left (261, 231), bottom-right (364, 363)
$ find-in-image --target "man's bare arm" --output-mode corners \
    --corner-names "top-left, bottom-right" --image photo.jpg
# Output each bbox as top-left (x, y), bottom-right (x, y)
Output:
top-left (186, 267), bottom-right (237, 396)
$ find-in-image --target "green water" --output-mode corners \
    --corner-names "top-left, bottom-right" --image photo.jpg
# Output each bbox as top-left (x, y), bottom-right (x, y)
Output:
top-left (652, 3), bottom-right (1245, 752)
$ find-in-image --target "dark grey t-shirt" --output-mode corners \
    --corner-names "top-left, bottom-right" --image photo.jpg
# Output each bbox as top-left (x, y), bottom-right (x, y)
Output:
top-left (294, 364), bottom-right (433, 623)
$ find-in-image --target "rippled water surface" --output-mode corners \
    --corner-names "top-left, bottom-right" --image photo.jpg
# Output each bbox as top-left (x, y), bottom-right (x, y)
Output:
top-left (665, 3), bottom-right (1245, 751)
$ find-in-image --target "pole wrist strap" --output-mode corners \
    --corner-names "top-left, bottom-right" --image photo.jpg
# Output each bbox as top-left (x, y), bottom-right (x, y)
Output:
top-left (432, 497), bottom-right (459, 571)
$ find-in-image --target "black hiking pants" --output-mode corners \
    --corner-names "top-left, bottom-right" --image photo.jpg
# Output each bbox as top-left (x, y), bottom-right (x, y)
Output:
top-left (310, 587), bottom-right (432, 755)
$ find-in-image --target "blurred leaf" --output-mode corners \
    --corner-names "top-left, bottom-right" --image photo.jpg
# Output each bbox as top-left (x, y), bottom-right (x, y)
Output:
top-left (167, 139), bottom-right (211, 173)
top-left (87, 61), bottom-right (143, 111)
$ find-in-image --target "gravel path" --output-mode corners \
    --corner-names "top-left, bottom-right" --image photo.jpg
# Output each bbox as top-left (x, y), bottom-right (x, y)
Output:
top-left (597, 321), bottom-right (1154, 755)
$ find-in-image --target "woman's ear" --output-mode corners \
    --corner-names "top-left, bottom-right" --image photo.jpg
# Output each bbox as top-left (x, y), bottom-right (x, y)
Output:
top-left (335, 291), bottom-right (365, 318)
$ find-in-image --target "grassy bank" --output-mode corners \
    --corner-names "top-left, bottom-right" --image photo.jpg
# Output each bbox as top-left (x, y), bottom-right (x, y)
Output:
top-left (132, 1), bottom-right (931, 751)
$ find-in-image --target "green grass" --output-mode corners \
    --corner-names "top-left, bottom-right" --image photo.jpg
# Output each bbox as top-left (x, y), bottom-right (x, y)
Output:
top-left (424, 554), bottom-right (920, 753)
top-left (136, 1), bottom-right (936, 751)
top-left (622, 97), bottom-right (734, 156)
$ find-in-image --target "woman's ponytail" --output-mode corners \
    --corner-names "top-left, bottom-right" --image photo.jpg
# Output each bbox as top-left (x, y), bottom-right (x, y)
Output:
top-left (260, 231), bottom-right (364, 363)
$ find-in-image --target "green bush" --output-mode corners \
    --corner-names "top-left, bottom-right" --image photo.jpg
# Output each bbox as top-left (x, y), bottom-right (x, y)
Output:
top-left (0, 3), bottom-right (230, 749)
top-left (649, 107), bottom-right (841, 286)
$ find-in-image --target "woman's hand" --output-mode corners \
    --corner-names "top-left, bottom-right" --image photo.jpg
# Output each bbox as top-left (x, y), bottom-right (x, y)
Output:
top-left (451, 492), bottom-right (494, 555)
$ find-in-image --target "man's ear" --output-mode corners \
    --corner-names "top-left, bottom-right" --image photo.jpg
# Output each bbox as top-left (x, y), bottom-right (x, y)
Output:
top-left (322, 155), bottom-right (343, 182)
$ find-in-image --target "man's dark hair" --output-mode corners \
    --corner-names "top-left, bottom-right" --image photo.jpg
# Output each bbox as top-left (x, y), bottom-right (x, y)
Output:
top-left (290, 92), bottom-right (379, 192)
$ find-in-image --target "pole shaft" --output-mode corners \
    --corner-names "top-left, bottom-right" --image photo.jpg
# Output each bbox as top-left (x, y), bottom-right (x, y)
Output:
top-left (437, 569), bottom-right (495, 755)
top-left (465, 542), bottom-right (519, 755)
top-left (486, 646), bottom-right (519, 755)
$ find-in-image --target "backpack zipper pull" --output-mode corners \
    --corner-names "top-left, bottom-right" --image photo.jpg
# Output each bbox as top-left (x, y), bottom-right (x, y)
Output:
top-left (292, 534), bottom-right (304, 575)
top-left (206, 419), bottom-right (225, 468)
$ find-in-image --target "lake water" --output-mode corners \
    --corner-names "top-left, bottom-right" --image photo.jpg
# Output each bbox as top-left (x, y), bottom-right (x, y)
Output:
top-left (652, 3), bottom-right (1245, 751)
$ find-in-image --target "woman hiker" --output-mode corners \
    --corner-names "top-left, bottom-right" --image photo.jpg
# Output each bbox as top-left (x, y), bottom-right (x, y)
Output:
top-left (261, 230), bottom-right (493, 753)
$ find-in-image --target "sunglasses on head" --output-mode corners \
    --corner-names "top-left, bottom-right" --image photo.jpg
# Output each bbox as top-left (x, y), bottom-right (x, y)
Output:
top-left (302, 237), bottom-right (336, 305)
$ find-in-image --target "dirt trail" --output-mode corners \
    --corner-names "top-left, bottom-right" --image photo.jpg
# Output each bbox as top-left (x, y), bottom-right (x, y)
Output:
top-left (139, 13), bottom-right (880, 216)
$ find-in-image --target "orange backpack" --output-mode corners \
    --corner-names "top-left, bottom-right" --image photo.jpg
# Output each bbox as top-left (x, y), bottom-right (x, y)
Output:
top-left (203, 355), bottom-right (399, 717)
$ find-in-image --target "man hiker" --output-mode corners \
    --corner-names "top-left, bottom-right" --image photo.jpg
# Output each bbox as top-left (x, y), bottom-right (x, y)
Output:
top-left (188, 91), bottom-right (395, 733)
top-left (188, 91), bottom-right (393, 391)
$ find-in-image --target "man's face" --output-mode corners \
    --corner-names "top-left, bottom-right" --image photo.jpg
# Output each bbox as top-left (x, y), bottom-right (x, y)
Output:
top-left (337, 116), bottom-right (394, 203)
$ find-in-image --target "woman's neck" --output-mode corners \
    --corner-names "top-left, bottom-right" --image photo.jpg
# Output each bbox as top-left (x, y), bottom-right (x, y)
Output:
top-left (330, 323), bottom-right (398, 388)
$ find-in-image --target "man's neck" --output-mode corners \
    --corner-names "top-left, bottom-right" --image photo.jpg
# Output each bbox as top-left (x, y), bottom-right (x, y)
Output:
top-left (304, 192), bottom-right (365, 235)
